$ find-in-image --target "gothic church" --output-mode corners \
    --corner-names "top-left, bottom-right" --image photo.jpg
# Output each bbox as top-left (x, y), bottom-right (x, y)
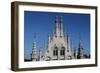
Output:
top-left (31, 16), bottom-right (84, 61)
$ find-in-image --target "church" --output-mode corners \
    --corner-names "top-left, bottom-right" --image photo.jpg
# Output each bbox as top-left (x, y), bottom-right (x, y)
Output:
top-left (31, 16), bottom-right (85, 61)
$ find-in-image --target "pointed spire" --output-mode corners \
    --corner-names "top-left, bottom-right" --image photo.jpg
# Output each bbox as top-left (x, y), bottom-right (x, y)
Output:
top-left (74, 48), bottom-right (77, 59)
top-left (68, 36), bottom-right (71, 49)
top-left (64, 32), bottom-right (67, 41)
top-left (78, 34), bottom-right (84, 59)
top-left (78, 34), bottom-right (83, 49)
top-left (44, 39), bottom-right (47, 49)
top-left (48, 33), bottom-right (51, 42)
top-left (78, 39), bottom-right (84, 59)
top-left (32, 33), bottom-right (37, 61)
top-left (67, 33), bottom-right (69, 44)
top-left (67, 33), bottom-right (71, 52)
top-left (70, 39), bottom-right (73, 52)
top-left (60, 16), bottom-right (63, 36)
top-left (55, 16), bottom-right (60, 36)
top-left (32, 33), bottom-right (36, 49)
top-left (79, 39), bottom-right (83, 48)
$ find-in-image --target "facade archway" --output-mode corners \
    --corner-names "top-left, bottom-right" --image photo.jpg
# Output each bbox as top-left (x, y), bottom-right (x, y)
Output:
top-left (53, 47), bottom-right (58, 56)
top-left (60, 47), bottom-right (65, 56)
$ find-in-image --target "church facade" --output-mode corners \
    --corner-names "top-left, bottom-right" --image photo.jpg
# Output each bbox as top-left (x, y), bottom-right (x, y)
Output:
top-left (31, 16), bottom-right (85, 61)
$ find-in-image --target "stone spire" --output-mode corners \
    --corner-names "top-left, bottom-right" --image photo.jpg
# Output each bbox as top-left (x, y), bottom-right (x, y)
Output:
top-left (48, 34), bottom-right (51, 43)
top-left (47, 33), bottom-right (51, 49)
top-left (68, 35), bottom-right (71, 52)
top-left (33, 33), bottom-right (36, 49)
top-left (55, 16), bottom-right (60, 36)
top-left (38, 49), bottom-right (41, 61)
top-left (66, 34), bottom-right (72, 59)
top-left (32, 33), bottom-right (37, 61)
top-left (44, 39), bottom-right (47, 49)
top-left (60, 16), bottom-right (64, 37)
top-left (77, 35), bottom-right (84, 59)
top-left (79, 39), bottom-right (84, 58)
top-left (79, 39), bottom-right (83, 49)
top-left (67, 34), bottom-right (70, 45)
top-left (78, 33), bottom-right (83, 48)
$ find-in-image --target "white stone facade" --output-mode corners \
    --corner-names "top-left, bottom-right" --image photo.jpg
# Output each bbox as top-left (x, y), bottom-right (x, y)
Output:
top-left (31, 16), bottom-right (85, 61)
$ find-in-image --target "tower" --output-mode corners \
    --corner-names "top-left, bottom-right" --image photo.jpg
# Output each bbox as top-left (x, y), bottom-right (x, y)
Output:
top-left (31, 33), bottom-right (38, 61)
top-left (66, 33), bottom-right (72, 59)
top-left (55, 16), bottom-right (60, 37)
top-left (77, 39), bottom-right (84, 59)
top-left (60, 16), bottom-right (64, 37)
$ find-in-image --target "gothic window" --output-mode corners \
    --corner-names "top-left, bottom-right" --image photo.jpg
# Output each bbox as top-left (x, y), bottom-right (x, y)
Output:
top-left (53, 47), bottom-right (58, 56)
top-left (60, 47), bottom-right (65, 56)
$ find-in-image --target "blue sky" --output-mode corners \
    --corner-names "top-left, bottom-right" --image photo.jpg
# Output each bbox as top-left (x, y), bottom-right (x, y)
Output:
top-left (24, 11), bottom-right (90, 59)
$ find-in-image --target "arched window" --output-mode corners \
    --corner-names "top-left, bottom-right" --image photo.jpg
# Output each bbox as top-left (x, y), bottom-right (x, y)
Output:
top-left (53, 47), bottom-right (58, 56)
top-left (60, 47), bottom-right (65, 56)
